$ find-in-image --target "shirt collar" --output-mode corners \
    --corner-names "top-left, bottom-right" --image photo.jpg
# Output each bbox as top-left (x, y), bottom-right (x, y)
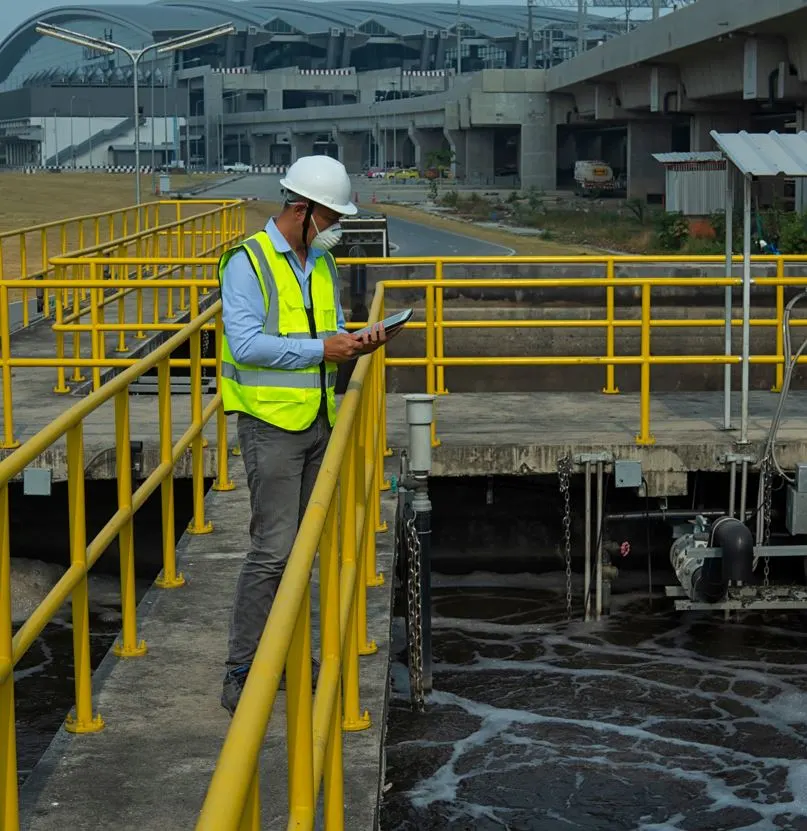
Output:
top-left (265, 217), bottom-right (323, 259)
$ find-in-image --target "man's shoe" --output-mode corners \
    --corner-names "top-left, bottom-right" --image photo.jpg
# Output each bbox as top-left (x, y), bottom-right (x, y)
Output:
top-left (220, 664), bottom-right (250, 716)
top-left (221, 660), bottom-right (321, 716)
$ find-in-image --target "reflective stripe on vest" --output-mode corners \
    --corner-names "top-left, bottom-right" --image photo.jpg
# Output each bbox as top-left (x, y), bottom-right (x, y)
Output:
top-left (218, 231), bottom-right (341, 432)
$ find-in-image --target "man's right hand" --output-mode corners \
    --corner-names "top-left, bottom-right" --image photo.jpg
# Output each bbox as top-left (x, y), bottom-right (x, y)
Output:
top-left (323, 333), bottom-right (363, 364)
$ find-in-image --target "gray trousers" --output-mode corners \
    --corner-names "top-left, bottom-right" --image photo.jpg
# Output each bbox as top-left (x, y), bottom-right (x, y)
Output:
top-left (226, 411), bottom-right (330, 669)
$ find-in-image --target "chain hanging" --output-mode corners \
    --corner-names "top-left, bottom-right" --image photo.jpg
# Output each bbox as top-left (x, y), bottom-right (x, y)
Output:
top-left (557, 456), bottom-right (573, 619)
top-left (762, 459), bottom-right (773, 588)
top-left (201, 328), bottom-right (211, 378)
top-left (402, 505), bottom-right (426, 712)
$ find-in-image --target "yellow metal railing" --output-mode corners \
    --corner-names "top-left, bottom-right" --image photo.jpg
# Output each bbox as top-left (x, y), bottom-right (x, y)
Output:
top-left (0, 293), bottom-right (233, 830)
top-left (0, 202), bottom-right (245, 449)
top-left (197, 284), bottom-right (389, 831)
top-left (5, 252), bottom-right (807, 454)
top-left (0, 200), bottom-right (240, 331)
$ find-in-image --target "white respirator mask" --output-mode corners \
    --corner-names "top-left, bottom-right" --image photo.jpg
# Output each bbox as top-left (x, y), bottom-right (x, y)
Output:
top-left (311, 216), bottom-right (343, 251)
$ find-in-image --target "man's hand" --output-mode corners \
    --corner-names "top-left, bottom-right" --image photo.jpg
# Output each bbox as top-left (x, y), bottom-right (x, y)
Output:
top-left (323, 333), bottom-right (363, 364)
top-left (354, 322), bottom-right (400, 354)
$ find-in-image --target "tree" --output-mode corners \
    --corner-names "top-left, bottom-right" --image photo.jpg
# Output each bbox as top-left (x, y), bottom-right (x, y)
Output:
top-left (425, 148), bottom-right (455, 199)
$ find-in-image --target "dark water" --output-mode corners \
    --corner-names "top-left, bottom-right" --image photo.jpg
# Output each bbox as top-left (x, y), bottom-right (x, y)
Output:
top-left (14, 615), bottom-right (127, 782)
top-left (381, 571), bottom-right (807, 831)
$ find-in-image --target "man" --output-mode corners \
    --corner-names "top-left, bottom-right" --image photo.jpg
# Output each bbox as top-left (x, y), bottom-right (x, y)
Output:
top-left (218, 155), bottom-right (393, 715)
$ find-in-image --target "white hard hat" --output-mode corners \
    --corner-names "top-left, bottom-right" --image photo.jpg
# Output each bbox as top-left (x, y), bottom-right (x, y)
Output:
top-left (280, 155), bottom-right (357, 216)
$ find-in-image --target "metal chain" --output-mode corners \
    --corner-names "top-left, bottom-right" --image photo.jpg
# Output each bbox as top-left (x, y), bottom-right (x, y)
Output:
top-left (201, 328), bottom-right (210, 378)
top-left (558, 455), bottom-right (573, 619)
top-left (763, 459), bottom-right (773, 588)
top-left (403, 507), bottom-right (426, 712)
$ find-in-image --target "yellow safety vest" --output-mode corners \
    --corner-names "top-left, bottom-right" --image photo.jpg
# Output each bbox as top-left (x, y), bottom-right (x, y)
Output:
top-left (218, 230), bottom-right (340, 432)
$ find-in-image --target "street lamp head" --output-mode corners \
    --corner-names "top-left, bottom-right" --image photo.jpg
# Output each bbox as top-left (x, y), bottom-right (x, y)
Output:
top-left (35, 22), bottom-right (115, 54)
top-left (155, 23), bottom-right (237, 54)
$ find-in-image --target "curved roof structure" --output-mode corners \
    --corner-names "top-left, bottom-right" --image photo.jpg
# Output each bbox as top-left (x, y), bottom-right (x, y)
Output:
top-left (1, 0), bottom-right (612, 86)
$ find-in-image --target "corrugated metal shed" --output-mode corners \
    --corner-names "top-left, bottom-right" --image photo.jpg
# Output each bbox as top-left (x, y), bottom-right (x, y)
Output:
top-left (710, 131), bottom-right (807, 178)
top-left (652, 151), bottom-right (739, 216)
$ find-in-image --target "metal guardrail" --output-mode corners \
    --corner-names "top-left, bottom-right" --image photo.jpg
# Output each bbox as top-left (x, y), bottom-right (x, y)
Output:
top-left (0, 200), bottom-right (240, 332)
top-left (0, 298), bottom-right (234, 830)
top-left (7, 252), bottom-right (807, 451)
top-left (0, 202), bottom-right (245, 449)
top-left (5, 251), bottom-right (807, 826)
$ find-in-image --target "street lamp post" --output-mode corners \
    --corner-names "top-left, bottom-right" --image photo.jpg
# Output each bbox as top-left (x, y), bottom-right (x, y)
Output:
top-left (35, 21), bottom-right (236, 205)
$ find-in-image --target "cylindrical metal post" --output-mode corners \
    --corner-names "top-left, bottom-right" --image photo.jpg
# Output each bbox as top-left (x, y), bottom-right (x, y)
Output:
top-left (603, 259), bottom-right (619, 394)
top-left (723, 171), bottom-right (734, 430)
top-left (740, 459), bottom-right (749, 525)
top-left (112, 389), bottom-right (147, 658)
top-left (65, 424), bottom-right (104, 734)
top-left (773, 257), bottom-right (785, 392)
top-left (740, 174), bottom-right (752, 444)
top-left (187, 288), bottom-right (213, 536)
top-left (286, 586), bottom-right (314, 825)
top-left (155, 358), bottom-right (185, 588)
top-left (0, 284), bottom-right (20, 449)
top-left (403, 394), bottom-right (436, 474)
top-left (595, 460), bottom-right (604, 621)
top-left (636, 282), bottom-right (655, 445)
top-left (728, 460), bottom-right (737, 519)
top-left (584, 460), bottom-right (592, 621)
top-left (0, 484), bottom-right (19, 827)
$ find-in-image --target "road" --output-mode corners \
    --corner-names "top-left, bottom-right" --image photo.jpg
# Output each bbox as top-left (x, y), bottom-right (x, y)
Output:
top-left (190, 174), bottom-right (513, 257)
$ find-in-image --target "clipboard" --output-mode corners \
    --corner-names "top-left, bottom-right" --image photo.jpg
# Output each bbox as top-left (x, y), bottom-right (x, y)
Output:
top-left (353, 308), bottom-right (413, 339)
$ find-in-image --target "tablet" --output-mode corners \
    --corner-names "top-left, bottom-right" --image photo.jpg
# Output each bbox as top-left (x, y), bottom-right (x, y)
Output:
top-left (353, 308), bottom-right (413, 339)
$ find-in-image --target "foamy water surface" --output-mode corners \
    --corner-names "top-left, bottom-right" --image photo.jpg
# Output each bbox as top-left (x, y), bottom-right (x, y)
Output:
top-left (381, 571), bottom-right (807, 831)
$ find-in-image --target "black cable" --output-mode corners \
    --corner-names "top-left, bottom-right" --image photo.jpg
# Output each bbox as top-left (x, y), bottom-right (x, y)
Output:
top-left (643, 476), bottom-right (652, 611)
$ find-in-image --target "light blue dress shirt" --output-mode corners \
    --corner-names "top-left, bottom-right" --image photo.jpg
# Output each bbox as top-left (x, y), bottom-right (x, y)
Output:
top-left (220, 218), bottom-right (346, 370)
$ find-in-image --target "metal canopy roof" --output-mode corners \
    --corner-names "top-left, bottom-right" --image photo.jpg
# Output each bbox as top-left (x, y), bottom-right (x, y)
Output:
top-left (710, 130), bottom-right (807, 178)
top-left (652, 151), bottom-right (724, 165)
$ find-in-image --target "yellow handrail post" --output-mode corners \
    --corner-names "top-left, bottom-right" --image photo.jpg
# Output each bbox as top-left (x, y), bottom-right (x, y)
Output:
top-left (435, 259), bottom-right (447, 394)
top-left (0, 483), bottom-right (19, 830)
top-left (187, 287), bottom-right (214, 535)
top-left (40, 228), bottom-right (51, 319)
top-left (166, 219), bottom-right (175, 320)
top-left (356, 389), bottom-right (377, 655)
top-left (367, 355), bottom-right (386, 580)
top-left (340, 430), bottom-right (371, 733)
top-left (115, 258), bottom-right (128, 354)
top-left (155, 358), bottom-right (186, 589)
top-left (0, 283), bottom-right (20, 449)
top-left (635, 282), bottom-right (655, 446)
top-left (64, 423), bottom-right (105, 734)
top-left (71, 263), bottom-right (84, 383)
top-left (773, 257), bottom-right (785, 392)
top-left (89, 264), bottom-right (103, 391)
top-left (112, 389), bottom-right (148, 658)
top-left (603, 258), bottom-right (620, 394)
top-left (20, 235), bottom-right (29, 329)
top-left (286, 586), bottom-right (315, 826)
top-left (319, 500), bottom-right (345, 828)
top-left (238, 770), bottom-right (260, 831)
top-left (379, 287), bottom-right (392, 462)
top-left (135, 237), bottom-right (146, 339)
top-left (51, 265), bottom-right (70, 394)
top-left (212, 313), bottom-right (235, 492)
top-left (425, 283), bottom-right (440, 448)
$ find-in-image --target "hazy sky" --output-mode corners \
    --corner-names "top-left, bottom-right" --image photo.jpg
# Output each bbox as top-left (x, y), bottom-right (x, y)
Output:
top-left (1, 0), bottom-right (658, 43)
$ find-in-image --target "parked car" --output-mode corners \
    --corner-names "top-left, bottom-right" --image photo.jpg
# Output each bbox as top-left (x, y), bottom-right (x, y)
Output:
top-left (222, 161), bottom-right (251, 173)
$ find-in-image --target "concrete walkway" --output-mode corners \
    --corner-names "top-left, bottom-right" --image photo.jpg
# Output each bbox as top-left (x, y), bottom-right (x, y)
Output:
top-left (18, 460), bottom-right (395, 830)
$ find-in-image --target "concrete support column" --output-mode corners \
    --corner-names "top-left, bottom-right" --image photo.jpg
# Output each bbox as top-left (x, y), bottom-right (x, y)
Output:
top-left (335, 130), bottom-right (364, 173)
top-left (627, 121), bottom-right (673, 201)
top-left (290, 133), bottom-right (315, 162)
top-left (796, 109), bottom-right (807, 213)
top-left (465, 129), bottom-right (496, 185)
top-left (250, 135), bottom-right (272, 165)
top-left (520, 93), bottom-right (556, 191)
top-left (690, 113), bottom-right (749, 152)
top-left (202, 71), bottom-right (224, 171)
top-left (443, 127), bottom-right (465, 179)
top-left (408, 126), bottom-right (444, 172)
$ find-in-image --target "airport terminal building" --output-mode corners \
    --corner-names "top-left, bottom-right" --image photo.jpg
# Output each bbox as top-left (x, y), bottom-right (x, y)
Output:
top-left (3, 0), bottom-right (807, 202)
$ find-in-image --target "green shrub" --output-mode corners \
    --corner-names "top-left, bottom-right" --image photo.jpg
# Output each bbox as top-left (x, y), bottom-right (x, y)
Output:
top-left (655, 212), bottom-right (689, 251)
